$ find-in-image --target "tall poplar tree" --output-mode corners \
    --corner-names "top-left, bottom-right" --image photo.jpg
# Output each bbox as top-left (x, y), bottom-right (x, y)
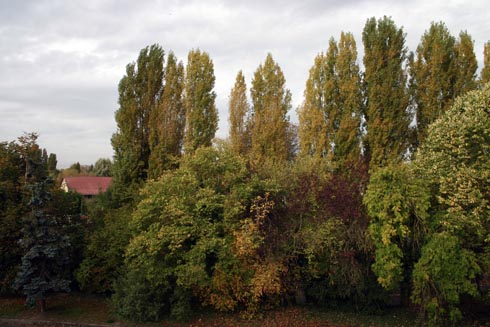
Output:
top-left (453, 31), bottom-right (477, 95)
top-left (323, 39), bottom-right (340, 161)
top-left (410, 22), bottom-right (456, 146)
top-left (148, 52), bottom-right (185, 178)
top-left (47, 153), bottom-right (57, 176)
top-left (112, 44), bottom-right (165, 190)
top-left (299, 33), bottom-right (362, 167)
top-left (183, 49), bottom-right (218, 153)
top-left (333, 32), bottom-right (363, 167)
top-left (410, 24), bottom-right (477, 146)
top-left (229, 70), bottom-right (250, 156)
top-left (481, 41), bottom-right (490, 85)
top-left (250, 53), bottom-right (292, 164)
top-left (362, 16), bottom-right (410, 169)
top-left (298, 52), bottom-right (329, 160)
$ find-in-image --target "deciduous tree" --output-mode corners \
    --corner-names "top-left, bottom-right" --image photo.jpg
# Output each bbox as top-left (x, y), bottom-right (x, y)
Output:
top-left (298, 43), bottom-right (333, 160)
top-left (183, 49), bottom-right (218, 153)
top-left (93, 158), bottom-right (112, 177)
top-left (299, 33), bottom-right (362, 168)
top-left (480, 41), bottom-right (490, 85)
top-left (111, 44), bottom-right (165, 191)
top-left (412, 84), bottom-right (490, 324)
top-left (364, 164), bottom-right (429, 297)
top-left (332, 32), bottom-right (363, 167)
top-left (362, 17), bottom-right (410, 169)
top-left (250, 53), bottom-right (292, 165)
top-left (453, 31), bottom-right (477, 96)
top-left (148, 52), bottom-right (185, 178)
top-left (410, 23), bottom-right (477, 146)
top-left (47, 153), bottom-right (57, 176)
top-left (229, 70), bottom-right (250, 156)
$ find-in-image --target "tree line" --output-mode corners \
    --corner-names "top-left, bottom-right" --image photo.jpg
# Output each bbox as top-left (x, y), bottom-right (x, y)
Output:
top-left (1, 16), bottom-right (490, 325)
top-left (0, 133), bottom-right (84, 312)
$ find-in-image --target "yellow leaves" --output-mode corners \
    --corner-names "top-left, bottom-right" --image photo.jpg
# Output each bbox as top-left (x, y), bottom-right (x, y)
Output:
top-left (233, 193), bottom-right (274, 258)
top-left (233, 218), bottom-right (262, 258)
top-left (250, 261), bottom-right (283, 299)
top-left (206, 268), bottom-right (244, 312)
top-left (380, 224), bottom-right (396, 246)
top-left (250, 54), bottom-right (292, 164)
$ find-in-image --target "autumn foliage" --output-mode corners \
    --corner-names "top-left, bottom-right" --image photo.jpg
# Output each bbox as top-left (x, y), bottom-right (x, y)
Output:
top-left (3, 16), bottom-right (490, 327)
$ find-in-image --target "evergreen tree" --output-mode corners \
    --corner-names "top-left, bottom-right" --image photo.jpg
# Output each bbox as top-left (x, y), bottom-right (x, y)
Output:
top-left (183, 49), bottom-right (218, 153)
top-left (14, 133), bottom-right (73, 312)
top-left (250, 53), bottom-right (292, 164)
top-left (362, 16), bottom-right (410, 169)
top-left (16, 180), bottom-right (72, 312)
top-left (111, 44), bottom-right (165, 191)
top-left (481, 41), bottom-right (490, 85)
top-left (229, 70), bottom-right (250, 156)
top-left (148, 52), bottom-right (185, 178)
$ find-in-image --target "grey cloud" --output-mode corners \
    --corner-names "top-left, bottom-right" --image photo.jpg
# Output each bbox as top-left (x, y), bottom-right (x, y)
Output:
top-left (1, 0), bottom-right (488, 167)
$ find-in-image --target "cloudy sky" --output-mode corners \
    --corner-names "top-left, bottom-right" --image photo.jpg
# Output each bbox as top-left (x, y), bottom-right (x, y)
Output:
top-left (0, 0), bottom-right (488, 167)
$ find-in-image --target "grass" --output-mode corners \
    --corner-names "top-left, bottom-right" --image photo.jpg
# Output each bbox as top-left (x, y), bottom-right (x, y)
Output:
top-left (0, 297), bottom-right (25, 318)
top-left (1, 293), bottom-right (489, 326)
top-left (0, 293), bottom-right (114, 324)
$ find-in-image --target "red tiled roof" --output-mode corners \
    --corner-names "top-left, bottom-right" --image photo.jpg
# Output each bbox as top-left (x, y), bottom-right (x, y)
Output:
top-left (63, 176), bottom-right (112, 196)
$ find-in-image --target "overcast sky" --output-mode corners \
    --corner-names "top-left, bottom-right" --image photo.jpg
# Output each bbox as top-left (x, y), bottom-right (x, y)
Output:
top-left (0, 0), bottom-right (488, 167)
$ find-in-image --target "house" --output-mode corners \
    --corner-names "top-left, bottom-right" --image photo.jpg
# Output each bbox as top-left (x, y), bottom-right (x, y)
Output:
top-left (61, 176), bottom-right (112, 198)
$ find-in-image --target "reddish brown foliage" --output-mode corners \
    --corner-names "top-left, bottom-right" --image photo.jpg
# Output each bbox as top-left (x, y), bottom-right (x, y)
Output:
top-left (319, 161), bottom-right (369, 225)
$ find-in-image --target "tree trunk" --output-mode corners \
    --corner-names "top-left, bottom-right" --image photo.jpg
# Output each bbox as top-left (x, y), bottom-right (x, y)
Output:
top-left (294, 287), bottom-right (306, 305)
top-left (39, 298), bottom-right (46, 313)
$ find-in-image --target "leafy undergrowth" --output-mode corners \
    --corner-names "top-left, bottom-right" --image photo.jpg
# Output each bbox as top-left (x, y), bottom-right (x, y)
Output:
top-left (1, 293), bottom-right (489, 326)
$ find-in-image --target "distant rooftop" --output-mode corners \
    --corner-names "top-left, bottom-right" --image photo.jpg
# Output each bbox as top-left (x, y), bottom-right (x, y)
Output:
top-left (61, 176), bottom-right (112, 196)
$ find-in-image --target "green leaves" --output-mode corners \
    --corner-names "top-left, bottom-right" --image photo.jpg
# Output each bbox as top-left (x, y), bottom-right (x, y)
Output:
top-left (229, 70), bottom-right (250, 156)
top-left (411, 233), bottom-right (480, 325)
top-left (298, 32), bottom-right (362, 168)
top-left (250, 53), bottom-right (292, 165)
top-left (114, 146), bottom-right (251, 319)
top-left (410, 84), bottom-right (490, 324)
top-left (410, 22), bottom-right (478, 146)
top-left (481, 43), bottom-right (490, 85)
top-left (112, 44), bottom-right (165, 192)
top-left (362, 16), bottom-right (410, 169)
top-left (148, 52), bottom-right (186, 178)
top-left (15, 146), bottom-right (82, 310)
top-left (184, 49), bottom-right (218, 153)
top-left (364, 164), bottom-right (430, 290)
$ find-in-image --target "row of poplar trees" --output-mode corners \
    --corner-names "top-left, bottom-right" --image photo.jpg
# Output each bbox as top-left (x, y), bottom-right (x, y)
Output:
top-left (104, 16), bottom-right (490, 324)
top-left (228, 17), bottom-right (490, 171)
top-left (111, 46), bottom-right (296, 197)
top-left (111, 46), bottom-right (216, 190)
top-left (112, 18), bottom-right (490, 189)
